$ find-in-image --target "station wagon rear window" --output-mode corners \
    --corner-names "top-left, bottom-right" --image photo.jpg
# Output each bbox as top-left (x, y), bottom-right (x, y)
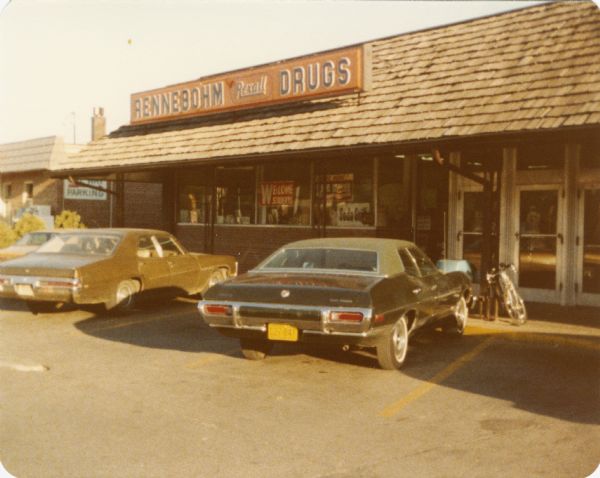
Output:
top-left (259, 248), bottom-right (378, 273)
top-left (37, 234), bottom-right (120, 256)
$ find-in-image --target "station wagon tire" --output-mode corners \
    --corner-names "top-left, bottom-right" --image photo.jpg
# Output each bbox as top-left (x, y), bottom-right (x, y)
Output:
top-left (447, 296), bottom-right (468, 335)
top-left (240, 338), bottom-right (273, 360)
top-left (376, 316), bottom-right (409, 370)
top-left (107, 280), bottom-right (139, 312)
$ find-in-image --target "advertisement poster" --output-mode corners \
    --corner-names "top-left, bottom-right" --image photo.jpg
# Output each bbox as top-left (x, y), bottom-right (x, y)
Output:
top-left (259, 181), bottom-right (295, 206)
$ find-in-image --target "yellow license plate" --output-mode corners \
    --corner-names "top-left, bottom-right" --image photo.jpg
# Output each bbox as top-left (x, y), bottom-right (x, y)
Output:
top-left (267, 323), bottom-right (299, 342)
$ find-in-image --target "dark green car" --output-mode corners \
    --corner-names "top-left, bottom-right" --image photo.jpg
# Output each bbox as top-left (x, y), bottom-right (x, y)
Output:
top-left (0, 228), bottom-right (237, 314)
top-left (199, 238), bottom-right (471, 370)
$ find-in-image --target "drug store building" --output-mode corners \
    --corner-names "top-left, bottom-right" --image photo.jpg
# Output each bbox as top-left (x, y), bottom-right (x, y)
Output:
top-left (55, 1), bottom-right (600, 307)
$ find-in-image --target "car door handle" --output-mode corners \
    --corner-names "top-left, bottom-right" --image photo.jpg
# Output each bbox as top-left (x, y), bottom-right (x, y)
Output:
top-left (412, 288), bottom-right (422, 295)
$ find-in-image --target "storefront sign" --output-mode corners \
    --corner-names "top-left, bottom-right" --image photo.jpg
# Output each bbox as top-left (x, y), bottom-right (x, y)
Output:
top-left (260, 181), bottom-right (295, 207)
top-left (131, 45), bottom-right (369, 124)
top-left (63, 180), bottom-right (108, 201)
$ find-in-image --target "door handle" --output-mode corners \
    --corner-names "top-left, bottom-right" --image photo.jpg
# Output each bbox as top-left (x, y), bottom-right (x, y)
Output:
top-left (457, 231), bottom-right (462, 241)
top-left (557, 233), bottom-right (564, 245)
top-left (515, 231), bottom-right (520, 241)
top-left (412, 288), bottom-right (422, 295)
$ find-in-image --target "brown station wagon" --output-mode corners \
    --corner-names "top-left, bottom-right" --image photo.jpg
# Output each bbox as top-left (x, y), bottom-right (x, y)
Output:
top-left (0, 228), bottom-right (237, 314)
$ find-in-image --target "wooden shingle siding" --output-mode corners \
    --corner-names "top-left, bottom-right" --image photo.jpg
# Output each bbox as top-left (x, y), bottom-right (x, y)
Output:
top-left (56, 1), bottom-right (600, 173)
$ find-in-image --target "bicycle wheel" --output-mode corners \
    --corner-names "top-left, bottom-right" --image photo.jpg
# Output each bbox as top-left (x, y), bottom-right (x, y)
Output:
top-left (500, 275), bottom-right (527, 325)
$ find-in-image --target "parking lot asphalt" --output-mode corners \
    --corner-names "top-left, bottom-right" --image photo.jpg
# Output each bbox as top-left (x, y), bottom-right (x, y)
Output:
top-left (1, 298), bottom-right (599, 478)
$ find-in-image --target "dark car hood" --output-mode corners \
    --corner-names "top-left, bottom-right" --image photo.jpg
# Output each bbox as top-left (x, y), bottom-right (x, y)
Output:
top-left (0, 253), bottom-right (106, 277)
top-left (204, 272), bottom-right (383, 307)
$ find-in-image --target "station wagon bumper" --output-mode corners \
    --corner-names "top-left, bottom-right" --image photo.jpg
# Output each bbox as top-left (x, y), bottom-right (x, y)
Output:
top-left (198, 300), bottom-right (388, 346)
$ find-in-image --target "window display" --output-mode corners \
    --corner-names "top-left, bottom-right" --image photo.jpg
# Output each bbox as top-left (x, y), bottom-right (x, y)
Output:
top-left (216, 166), bottom-right (256, 224)
top-left (258, 161), bottom-right (310, 225)
top-left (377, 157), bottom-right (411, 230)
top-left (314, 158), bottom-right (374, 227)
top-left (177, 169), bottom-right (211, 224)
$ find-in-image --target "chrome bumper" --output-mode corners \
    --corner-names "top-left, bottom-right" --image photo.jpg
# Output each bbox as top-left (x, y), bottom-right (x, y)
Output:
top-left (198, 300), bottom-right (387, 341)
top-left (0, 274), bottom-right (82, 302)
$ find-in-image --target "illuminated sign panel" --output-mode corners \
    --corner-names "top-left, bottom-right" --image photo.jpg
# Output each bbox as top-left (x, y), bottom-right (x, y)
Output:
top-left (130, 45), bottom-right (368, 124)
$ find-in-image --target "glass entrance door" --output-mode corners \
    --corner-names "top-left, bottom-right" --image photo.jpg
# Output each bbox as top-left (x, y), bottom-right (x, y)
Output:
top-left (577, 188), bottom-right (600, 306)
top-left (515, 188), bottom-right (563, 302)
top-left (462, 191), bottom-right (484, 282)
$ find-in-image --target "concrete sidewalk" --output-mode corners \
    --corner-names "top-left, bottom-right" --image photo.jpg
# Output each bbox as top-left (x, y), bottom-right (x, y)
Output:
top-left (470, 302), bottom-right (600, 339)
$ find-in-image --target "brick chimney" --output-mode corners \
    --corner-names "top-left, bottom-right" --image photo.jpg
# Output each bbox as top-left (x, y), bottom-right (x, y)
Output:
top-left (91, 107), bottom-right (106, 141)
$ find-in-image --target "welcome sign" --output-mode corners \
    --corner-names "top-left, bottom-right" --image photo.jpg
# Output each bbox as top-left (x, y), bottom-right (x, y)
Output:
top-left (130, 45), bottom-right (370, 124)
top-left (260, 181), bottom-right (295, 207)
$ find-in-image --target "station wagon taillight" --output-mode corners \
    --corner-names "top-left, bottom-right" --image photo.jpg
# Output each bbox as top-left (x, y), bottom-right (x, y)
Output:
top-left (203, 304), bottom-right (232, 316)
top-left (329, 311), bottom-right (364, 322)
top-left (37, 278), bottom-right (81, 289)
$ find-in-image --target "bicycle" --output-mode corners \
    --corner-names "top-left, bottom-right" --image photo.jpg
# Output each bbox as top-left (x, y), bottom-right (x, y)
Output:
top-left (486, 263), bottom-right (527, 325)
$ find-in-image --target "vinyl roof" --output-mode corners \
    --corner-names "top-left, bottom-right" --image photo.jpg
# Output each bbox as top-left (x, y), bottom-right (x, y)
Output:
top-left (56, 1), bottom-right (600, 174)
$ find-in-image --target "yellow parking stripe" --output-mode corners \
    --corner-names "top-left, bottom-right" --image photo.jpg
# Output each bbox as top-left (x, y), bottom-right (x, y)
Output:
top-left (379, 336), bottom-right (496, 418)
top-left (465, 325), bottom-right (600, 351)
top-left (379, 324), bottom-right (599, 418)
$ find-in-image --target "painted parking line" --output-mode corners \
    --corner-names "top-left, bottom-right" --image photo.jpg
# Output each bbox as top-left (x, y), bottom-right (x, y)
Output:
top-left (379, 324), bottom-right (600, 418)
top-left (466, 324), bottom-right (600, 351)
top-left (378, 336), bottom-right (496, 418)
top-left (0, 360), bottom-right (49, 372)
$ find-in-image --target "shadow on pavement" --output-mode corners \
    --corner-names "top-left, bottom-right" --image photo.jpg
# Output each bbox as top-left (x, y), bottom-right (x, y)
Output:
top-left (73, 298), bottom-right (238, 354)
top-left (71, 298), bottom-right (600, 425)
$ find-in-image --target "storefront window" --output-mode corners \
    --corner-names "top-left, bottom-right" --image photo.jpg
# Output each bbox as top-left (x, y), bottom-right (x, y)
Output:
top-left (216, 166), bottom-right (256, 224)
top-left (258, 161), bottom-right (310, 225)
top-left (177, 169), bottom-right (212, 224)
top-left (377, 157), bottom-right (411, 234)
top-left (415, 155), bottom-right (448, 261)
top-left (517, 144), bottom-right (564, 171)
top-left (314, 158), bottom-right (374, 227)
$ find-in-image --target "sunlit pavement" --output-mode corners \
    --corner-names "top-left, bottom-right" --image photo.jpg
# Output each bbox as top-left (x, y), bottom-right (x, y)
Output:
top-left (1, 298), bottom-right (598, 477)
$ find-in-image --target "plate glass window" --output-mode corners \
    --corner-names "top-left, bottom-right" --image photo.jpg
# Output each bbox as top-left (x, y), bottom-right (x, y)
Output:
top-left (216, 167), bottom-right (256, 225)
top-left (378, 156), bottom-right (411, 236)
top-left (314, 158), bottom-right (374, 227)
top-left (258, 161), bottom-right (310, 226)
top-left (177, 168), bottom-right (212, 224)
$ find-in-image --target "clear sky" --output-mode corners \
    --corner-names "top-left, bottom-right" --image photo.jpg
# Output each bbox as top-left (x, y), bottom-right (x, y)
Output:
top-left (0, 0), bottom-right (545, 145)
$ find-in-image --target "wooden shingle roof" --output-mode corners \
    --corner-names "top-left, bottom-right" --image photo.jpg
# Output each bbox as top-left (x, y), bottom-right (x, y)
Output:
top-left (56, 1), bottom-right (600, 173)
top-left (0, 136), bottom-right (83, 173)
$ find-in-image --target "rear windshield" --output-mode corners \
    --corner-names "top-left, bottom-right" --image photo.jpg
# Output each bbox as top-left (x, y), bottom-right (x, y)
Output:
top-left (259, 248), bottom-right (378, 273)
top-left (37, 233), bottom-right (120, 256)
top-left (15, 232), bottom-right (53, 246)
